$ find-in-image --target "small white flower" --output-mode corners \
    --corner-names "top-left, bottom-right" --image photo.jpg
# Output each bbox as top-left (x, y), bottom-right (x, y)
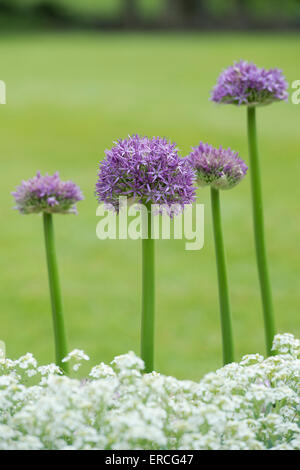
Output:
top-left (89, 363), bottom-right (115, 379)
top-left (38, 364), bottom-right (62, 376)
top-left (62, 349), bottom-right (90, 363)
top-left (17, 353), bottom-right (37, 370)
top-left (111, 351), bottom-right (144, 372)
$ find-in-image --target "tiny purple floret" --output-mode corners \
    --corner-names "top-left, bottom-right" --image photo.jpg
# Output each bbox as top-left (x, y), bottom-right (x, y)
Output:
top-left (211, 60), bottom-right (288, 106)
top-left (12, 171), bottom-right (83, 214)
top-left (95, 135), bottom-right (196, 215)
top-left (187, 142), bottom-right (248, 190)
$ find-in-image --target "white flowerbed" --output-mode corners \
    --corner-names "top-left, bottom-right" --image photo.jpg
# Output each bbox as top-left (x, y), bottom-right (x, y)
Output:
top-left (0, 334), bottom-right (299, 450)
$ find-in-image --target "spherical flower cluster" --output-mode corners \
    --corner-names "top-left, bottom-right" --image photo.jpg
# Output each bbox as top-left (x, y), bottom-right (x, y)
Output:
top-left (211, 60), bottom-right (288, 106)
top-left (95, 135), bottom-right (196, 214)
top-left (0, 334), bottom-right (299, 450)
top-left (12, 171), bottom-right (83, 215)
top-left (187, 142), bottom-right (248, 190)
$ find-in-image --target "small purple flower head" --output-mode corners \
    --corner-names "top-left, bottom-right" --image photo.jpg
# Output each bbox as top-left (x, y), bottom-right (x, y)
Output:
top-left (211, 60), bottom-right (288, 106)
top-left (95, 135), bottom-right (196, 214)
top-left (12, 171), bottom-right (83, 215)
top-left (187, 142), bottom-right (248, 190)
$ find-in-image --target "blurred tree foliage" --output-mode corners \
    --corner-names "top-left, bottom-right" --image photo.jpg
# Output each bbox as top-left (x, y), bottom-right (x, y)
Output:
top-left (0, 0), bottom-right (299, 29)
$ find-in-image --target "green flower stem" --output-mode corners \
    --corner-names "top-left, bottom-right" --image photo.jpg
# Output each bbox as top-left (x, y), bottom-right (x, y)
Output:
top-left (43, 213), bottom-right (69, 374)
top-left (141, 207), bottom-right (155, 373)
top-left (247, 106), bottom-right (276, 356)
top-left (211, 187), bottom-right (234, 365)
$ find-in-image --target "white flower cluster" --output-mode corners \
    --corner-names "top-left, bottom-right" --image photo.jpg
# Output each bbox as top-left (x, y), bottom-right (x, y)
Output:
top-left (0, 334), bottom-right (299, 450)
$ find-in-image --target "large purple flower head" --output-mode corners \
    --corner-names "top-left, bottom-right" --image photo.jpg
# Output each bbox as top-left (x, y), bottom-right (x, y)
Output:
top-left (12, 171), bottom-right (83, 215)
top-left (187, 142), bottom-right (248, 190)
top-left (95, 135), bottom-right (196, 214)
top-left (211, 60), bottom-right (288, 106)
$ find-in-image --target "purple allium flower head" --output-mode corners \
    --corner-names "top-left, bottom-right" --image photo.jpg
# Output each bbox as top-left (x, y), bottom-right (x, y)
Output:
top-left (95, 135), bottom-right (196, 215)
top-left (187, 142), bottom-right (248, 190)
top-left (211, 60), bottom-right (288, 106)
top-left (12, 171), bottom-right (83, 215)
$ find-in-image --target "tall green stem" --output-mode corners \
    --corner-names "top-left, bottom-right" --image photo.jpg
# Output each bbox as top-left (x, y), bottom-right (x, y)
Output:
top-left (43, 213), bottom-right (69, 373)
top-left (141, 208), bottom-right (155, 373)
top-left (247, 106), bottom-right (276, 356)
top-left (211, 187), bottom-right (234, 365)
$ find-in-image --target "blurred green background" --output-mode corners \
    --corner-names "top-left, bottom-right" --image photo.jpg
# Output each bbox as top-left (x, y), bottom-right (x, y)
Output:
top-left (1, 1), bottom-right (300, 31)
top-left (1, 25), bottom-right (300, 379)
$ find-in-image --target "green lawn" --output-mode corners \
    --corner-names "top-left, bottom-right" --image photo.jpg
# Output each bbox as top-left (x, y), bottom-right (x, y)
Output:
top-left (1, 32), bottom-right (299, 379)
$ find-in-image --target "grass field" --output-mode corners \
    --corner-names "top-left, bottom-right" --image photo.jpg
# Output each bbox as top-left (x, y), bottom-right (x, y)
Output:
top-left (1, 32), bottom-right (299, 379)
